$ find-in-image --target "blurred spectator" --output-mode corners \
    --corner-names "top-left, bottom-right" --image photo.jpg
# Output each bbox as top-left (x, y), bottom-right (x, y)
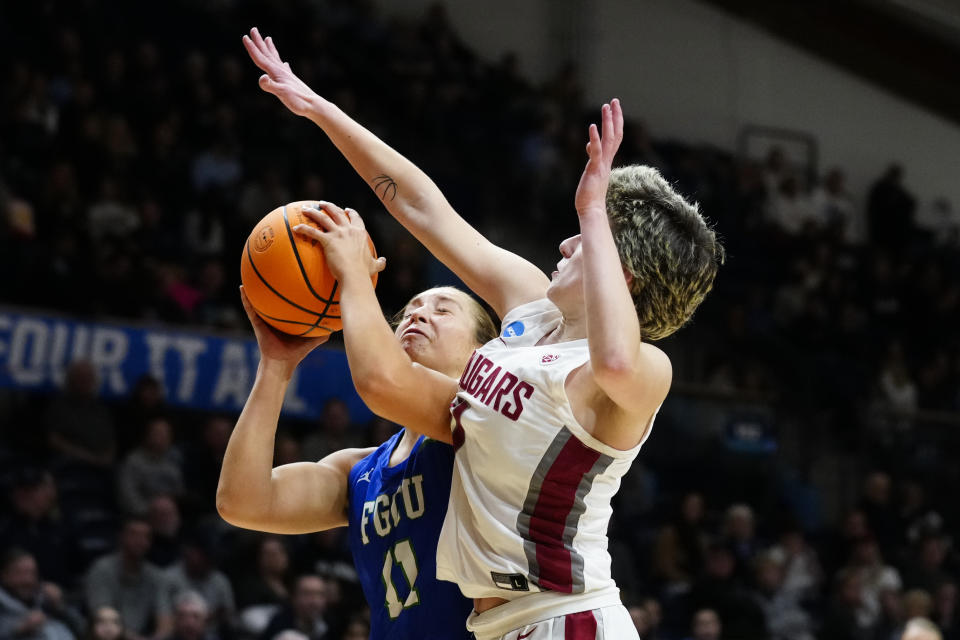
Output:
top-left (260, 575), bottom-right (331, 640)
top-left (859, 472), bottom-right (899, 557)
top-left (87, 177), bottom-right (138, 241)
top-left (291, 530), bottom-right (360, 612)
top-left (0, 468), bottom-right (75, 587)
top-left (86, 606), bottom-right (124, 640)
top-left (811, 168), bottom-right (859, 244)
top-left (0, 548), bottom-right (81, 640)
top-left (237, 536), bottom-right (289, 634)
top-left (628, 602), bottom-right (655, 638)
top-left (898, 481), bottom-right (944, 548)
top-left (337, 616), bottom-right (369, 640)
top-left (903, 590), bottom-right (937, 625)
top-left (845, 536), bottom-right (902, 630)
top-left (934, 582), bottom-right (957, 640)
top-left (684, 608), bottom-right (722, 640)
top-left (903, 536), bottom-right (952, 595)
top-left (652, 492), bottom-right (709, 593)
top-left (147, 496), bottom-right (184, 569)
top-left (44, 361), bottom-right (117, 469)
top-left (116, 375), bottom-right (168, 455)
top-left (117, 418), bottom-right (184, 517)
top-left (85, 518), bottom-right (172, 639)
top-left (300, 400), bottom-right (362, 463)
top-left (164, 534), bottom-right (234, 635)
top-left (823, 510), bottom-right (872, 576)
top-left (867, 164), bottom-right (917, 251)
top-left (762, 146), bottom-right (791, 196)
top-left (162, 591), bottom-right (216, 640)
top-left (752, 552), bottom-right (814, 640)
top-left (877, 343), bottom-right (919, 432)
top-left (767, 526), bottom-right (823, 601)
top-left (722, 503), bottom-right (762, 574)
top-left (685, 542), bottom-right (767, 640)
top-left (820, 569), bottom-right (875, 640)
top-left (182, 417), bottom-right (231, 516)
top-left (928, 198), bottom-right (958, 249)
top-left (641, 597), bottom-right (664, 640)
top-left (766, 175), bottom-right (818, 235)
top-left (273, 431), bottom-right (302, 468)
top-left (902, 617), bottom-right (944, 640)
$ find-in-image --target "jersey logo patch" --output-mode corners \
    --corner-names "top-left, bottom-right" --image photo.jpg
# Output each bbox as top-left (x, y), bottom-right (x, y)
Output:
top-left (491, 572), bottom-right (529, 591)
top-left (540, 353), bottom-right (560, 364)
top-left (503, 321), bottom-right (525, 337)
top-left (356, 470), bottom-right (373, 484)
top-left (518, 628), bottom-right (538, 639)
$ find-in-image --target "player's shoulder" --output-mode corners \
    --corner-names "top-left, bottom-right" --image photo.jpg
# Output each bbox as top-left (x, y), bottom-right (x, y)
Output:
top-left (346, 436), bottom-right (397, 484)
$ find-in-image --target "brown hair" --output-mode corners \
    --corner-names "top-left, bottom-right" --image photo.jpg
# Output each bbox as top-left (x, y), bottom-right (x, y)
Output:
top-left (606, 165), bottom-right (724, 340)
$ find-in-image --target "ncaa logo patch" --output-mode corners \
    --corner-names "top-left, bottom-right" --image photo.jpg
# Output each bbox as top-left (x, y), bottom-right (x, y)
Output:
top-left (541, 354), bottom-right (560, 364)
top-left (503, 321), bottom-right (525, 337)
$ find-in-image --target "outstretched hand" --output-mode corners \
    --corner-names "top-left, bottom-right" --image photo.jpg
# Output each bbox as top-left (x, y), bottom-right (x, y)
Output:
top-left (294, 202), bottom-right (387, 283)
top-left (240, 286), bottom-right (329, 369)
top-left (574, 99), bottom-right (624, 215)
top-left (243, 27), bottom-right (320, 117)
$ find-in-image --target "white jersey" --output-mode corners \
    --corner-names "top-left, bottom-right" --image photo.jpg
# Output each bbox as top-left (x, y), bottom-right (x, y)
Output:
top-left (436, 298), bottom-right (653, 602)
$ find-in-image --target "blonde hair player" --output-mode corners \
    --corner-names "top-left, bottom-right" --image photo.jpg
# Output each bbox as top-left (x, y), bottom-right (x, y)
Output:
top-left (217, 281), bottom-right (496, 639)
top-left (245, 27), bottom-right (722, 640)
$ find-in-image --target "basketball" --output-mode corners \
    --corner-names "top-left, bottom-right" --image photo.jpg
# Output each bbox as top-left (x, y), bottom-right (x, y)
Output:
top-left (240, 200), bottom-right (378, 337)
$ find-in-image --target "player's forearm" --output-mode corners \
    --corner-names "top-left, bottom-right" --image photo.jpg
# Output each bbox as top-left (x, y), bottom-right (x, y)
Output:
top-left (305, 98), bottom-right (447, 230)
top-left (579, 208), bottom-right (642, 373)
top-left (216, 364), bottom-right (288, 521)
top-left (338, 267), bottom-right (415, 405)
top-left (338, 268), bottom-right (454, 441)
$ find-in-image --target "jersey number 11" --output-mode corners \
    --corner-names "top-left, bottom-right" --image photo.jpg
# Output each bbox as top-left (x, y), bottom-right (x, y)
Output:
top-left (382, 539), bottom-right (420, 619)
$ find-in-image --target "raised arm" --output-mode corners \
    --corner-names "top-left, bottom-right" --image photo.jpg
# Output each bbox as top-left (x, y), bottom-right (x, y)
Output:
top-left (243, 27), bottom-right (549, 318)
top-left (216, 295), bottom-right (374, 534)
top-left (575, 101), bottom-right (671, 432)
top-left (293, 202), bottom-right (460, 443)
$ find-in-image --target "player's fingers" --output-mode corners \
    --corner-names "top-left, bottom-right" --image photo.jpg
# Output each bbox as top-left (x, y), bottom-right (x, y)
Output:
top-left (253, 29), bottom-right (282, 67)
top-left (588, 123), bottom-right (601, 157)
top-left (344, 207), bottom-right (365, 230)
top-left (611, 98), bottom-right (624, 141)
top-left (250, 27), bottom-right (270, 58)
top-left (314, 201), bottom-right (349, 226)
top-left (244, 36), bottom-right (271, 72)
top-left (601, 103), bottom-right (614, 151)
top-left (259, 75), bottom-right (279, 93)
top-left (373, 256), bottom-right (387, 274)
top-left (293, 224), bottom-right (330, 248)
top-left (265, 36), bottom-right (281, 60)
top-left (238, 287), bottom-right (259, 322)
top-left (251, 27), bottom-right (269, 53)
top-left (299, 208), bottom-right (337, 232)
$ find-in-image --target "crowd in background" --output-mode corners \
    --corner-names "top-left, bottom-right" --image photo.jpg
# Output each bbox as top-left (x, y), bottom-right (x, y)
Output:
top-left (1, 0), bottom-right (959, 639)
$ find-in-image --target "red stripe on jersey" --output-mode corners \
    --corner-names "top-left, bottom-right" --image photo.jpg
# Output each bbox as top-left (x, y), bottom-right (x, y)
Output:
top-left (564, 610), bottom-right (598, 640)
top-left (528, 436), bottom-right (601, 592)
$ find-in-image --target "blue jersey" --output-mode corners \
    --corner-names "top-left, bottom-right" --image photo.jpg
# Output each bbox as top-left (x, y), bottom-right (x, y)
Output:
top-left (347, 430), bottom-right (473, 640)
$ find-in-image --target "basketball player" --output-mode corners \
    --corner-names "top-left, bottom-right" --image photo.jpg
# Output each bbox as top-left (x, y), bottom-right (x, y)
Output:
top-left (217, 282), bottom-right (496, 639)
top-left (245, 27), bottom-right (722, 640)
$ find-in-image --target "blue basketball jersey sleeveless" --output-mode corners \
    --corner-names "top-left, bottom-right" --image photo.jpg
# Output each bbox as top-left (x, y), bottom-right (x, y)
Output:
top-left (347, 430), bottom-right (473, 639)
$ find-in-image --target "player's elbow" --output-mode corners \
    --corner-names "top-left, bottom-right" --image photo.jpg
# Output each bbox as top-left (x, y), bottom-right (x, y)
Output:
top-left (592, 355), bottom-right (635, 384)
top-left (215, 487), bottom-right (241, 524)
top-left (215, 485), bottom-right (258, 528)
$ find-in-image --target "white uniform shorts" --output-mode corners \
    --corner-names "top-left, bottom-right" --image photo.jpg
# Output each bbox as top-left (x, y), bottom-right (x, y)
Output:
top-left (465, 588), bottom-right (639, 640)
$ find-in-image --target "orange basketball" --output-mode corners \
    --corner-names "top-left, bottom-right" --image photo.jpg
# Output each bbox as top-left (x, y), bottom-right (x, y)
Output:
top-left (240, 200), bottom-right (378, 337)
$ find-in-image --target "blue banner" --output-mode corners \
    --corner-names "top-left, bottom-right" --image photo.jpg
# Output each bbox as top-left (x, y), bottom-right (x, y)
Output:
top-left (0, 308), bottom-right (372, 421)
